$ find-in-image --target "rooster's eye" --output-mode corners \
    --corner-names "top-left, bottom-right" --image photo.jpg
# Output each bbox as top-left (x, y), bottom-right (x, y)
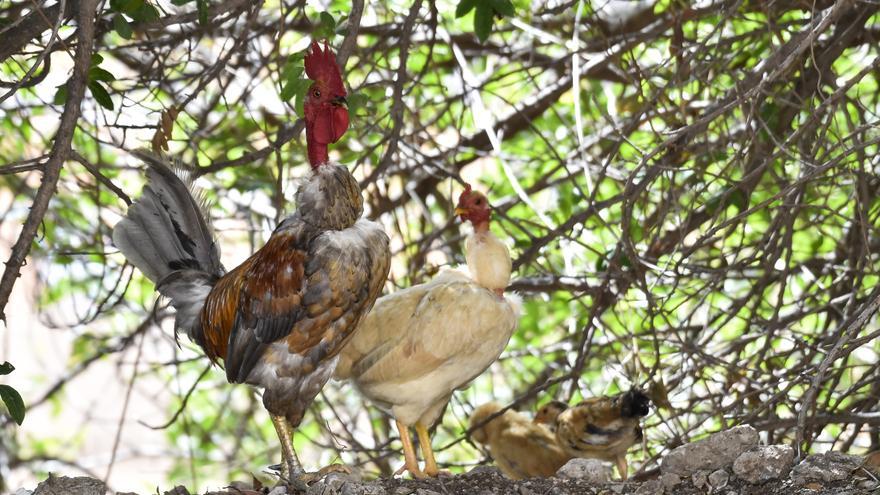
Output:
top-left (313, 89), bottom-right (321, 98)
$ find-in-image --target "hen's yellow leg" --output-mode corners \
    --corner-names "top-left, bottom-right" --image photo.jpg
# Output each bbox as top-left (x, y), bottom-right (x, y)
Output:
top-left (396, 420), bottom-right (427, 479)
top-left (616, 455), bottom-right (628, 480)
top-left (415, 423), bottom-right (440, 477)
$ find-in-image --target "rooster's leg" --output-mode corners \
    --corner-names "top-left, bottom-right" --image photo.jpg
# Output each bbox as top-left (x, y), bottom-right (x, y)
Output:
top-left (271, 415), bottom-right (308, 490)
top-left (615, 455), bottom-right (628, 480)
top-left (396, 420), bottom-right (427, 479)
top-left (415, 422), bottom-right (441, 477)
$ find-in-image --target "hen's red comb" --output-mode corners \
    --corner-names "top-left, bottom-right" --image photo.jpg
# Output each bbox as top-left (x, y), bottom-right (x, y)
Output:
top-left (305, 40), bottom-right (346, 96)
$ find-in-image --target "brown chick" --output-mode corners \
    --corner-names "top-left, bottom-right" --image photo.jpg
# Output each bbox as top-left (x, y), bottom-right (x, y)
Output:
top-left (470, 402), bottom-right (572, 480)
top-left (535, 389), bottom-right (650, 480)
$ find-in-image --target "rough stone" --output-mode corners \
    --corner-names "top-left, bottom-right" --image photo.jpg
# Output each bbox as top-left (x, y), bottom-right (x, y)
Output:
top-left (732, 444), bottom-right (795, 484)
top-left (33, 475), bottom-right (106, 495)
top-left (707, 469), bottom-right (729, 491)
top-left (13, 490), bottom-right (34, 495)
top-left (464, 465), bottom-right (503, 478)
top-left (659, 473), bottom-right (681, 491)
top-left (634, 479), bottom-right (664, 495)
top-left (555, 458), bottom-right (612, 483)
top-left (691, 470), bottom-right (710, 490)
top-left (268, 487), bottom-right (288, 495)
top-left (661, 425), bottom-right (759, 476)
top-left (790, 452), bottom-right (862, 486)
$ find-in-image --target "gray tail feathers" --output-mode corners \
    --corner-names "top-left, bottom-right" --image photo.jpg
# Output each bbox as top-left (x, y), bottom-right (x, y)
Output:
top-left (112, 151), bottom-right (225, 337)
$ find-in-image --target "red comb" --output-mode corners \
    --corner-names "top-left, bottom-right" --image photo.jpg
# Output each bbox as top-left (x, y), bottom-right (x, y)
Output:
top-left (305, 40), bottom-right (346, 96)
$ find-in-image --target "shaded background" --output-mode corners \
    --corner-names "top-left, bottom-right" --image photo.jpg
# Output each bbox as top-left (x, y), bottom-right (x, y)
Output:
top-left (2, 0), bottom-right (880, 492)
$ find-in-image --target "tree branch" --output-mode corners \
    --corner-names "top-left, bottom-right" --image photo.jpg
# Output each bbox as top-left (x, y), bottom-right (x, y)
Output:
top-left (0, 0), bottom-right (98, 323)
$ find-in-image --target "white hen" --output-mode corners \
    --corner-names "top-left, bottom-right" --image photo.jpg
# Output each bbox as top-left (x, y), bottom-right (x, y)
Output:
top-left (334, 184), bottom-right (521, 478)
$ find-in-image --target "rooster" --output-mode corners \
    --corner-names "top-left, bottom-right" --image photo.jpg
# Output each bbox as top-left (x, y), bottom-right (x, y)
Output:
top-left (112, 41), bottom-right (390, 489)
top-left (534, 390), bottom-right (651, 480)
top-left (334, 185), bottom-right (520, 478)
top-left (469, 402), bottom-right (572, 479)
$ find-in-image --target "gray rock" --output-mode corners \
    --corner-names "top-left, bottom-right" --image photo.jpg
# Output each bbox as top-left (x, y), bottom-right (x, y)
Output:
top-left (465, 465), bottom-right (502, 478)
top-left (555, 458), bottom-right (612, 483)
top-left (732, 444), bottom-right (794, 483)
top-left (707, 469), bottom-right (729, 491)
top-left (634, 479), bottom-right (664, 495)
top-left (13, 490), bottom-right (33, 495)
top-left (358, 483), bottom-right (386, 495)
top-left (661, 425), bottom-right (759, 476)
top-left (659, 473), bottom-right (681, 491)
top-left (34, 476), bottom-right (106, 495)
top-left (692, 470), bottom-right (709, 489)
top-left (790, 452), bottom-right (862, 486)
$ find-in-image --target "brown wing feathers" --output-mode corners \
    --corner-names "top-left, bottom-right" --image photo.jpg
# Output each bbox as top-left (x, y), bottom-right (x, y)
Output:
top-left (200, 224), bottom-right (387, 384)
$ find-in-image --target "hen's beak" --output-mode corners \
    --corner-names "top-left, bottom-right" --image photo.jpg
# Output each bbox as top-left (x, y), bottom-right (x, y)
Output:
top-left (331, 95), bottom-right (347, 107)
top-left (454, 206), bottom-right (468, 216)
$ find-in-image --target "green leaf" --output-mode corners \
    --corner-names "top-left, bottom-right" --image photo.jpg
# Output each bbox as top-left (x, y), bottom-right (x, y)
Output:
top-left (281, 76), bottom-right (309, 102)
top-left (112, 14), bottom-right (133, 39)
top-left (53, 84), bottom-right (68, 105)
top-left (347, 92), bottom-right (368, 114)
top-left (0, 384), bottom-right (25, 425)
top-left (91, 53), bottom-right (104, 65)
top-left (0, 362), bottom-right (12, 375)
top-left (89, 67), bottom-right (116, 82)
top-left (197, 0), bottom-right (208, 26)
top-left (315, 11), bottom-right (337, 39)
top-left (171, 0), bottom-right (194, 5)
top-left (281, 65), bottom-right (303, 84)
top-left (89, 81), bottom-right (114, 110)
top-left (129, 3), bottom-right (159, 22)
top-left (489, 0), bottom-right (515, 17)
top-left (473, 3), bottom-right (493, 42)
top-left (455, 0), bottom-right (476, 18)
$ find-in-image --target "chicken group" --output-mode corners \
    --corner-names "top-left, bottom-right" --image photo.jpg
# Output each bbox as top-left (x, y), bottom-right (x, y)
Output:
top-left (112, 36), bottom-right (650, 489)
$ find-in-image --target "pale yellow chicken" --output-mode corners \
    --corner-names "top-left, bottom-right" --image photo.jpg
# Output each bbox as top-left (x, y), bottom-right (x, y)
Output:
top-left (534, 389), bottom-right (650, 480)
top-left (469, 402), bottom-right (572, 479)
top-left (334, 184), bottom-right (520, 478)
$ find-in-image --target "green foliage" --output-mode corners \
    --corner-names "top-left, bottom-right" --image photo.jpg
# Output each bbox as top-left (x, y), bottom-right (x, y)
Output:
top-left (0, 362), bottom-right (25, 425)
top-left (456, 0), bottom-right (516, 42)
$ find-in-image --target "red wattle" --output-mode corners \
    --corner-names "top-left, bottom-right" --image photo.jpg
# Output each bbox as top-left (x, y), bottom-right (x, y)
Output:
top-left (331, 107), bottom-right (349, 143)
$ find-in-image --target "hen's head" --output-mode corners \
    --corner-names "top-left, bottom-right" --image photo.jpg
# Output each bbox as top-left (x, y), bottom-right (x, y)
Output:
top-left (469, 402), bottom-right (505, 443)
top-left (534, 400), bottom-right (567, 426)
top-left (304, 40), bottom-right (349, 167)
top-left (454, 184), bottom-right (492, 228)
top-left (618, 389), bottom-right (651, 418)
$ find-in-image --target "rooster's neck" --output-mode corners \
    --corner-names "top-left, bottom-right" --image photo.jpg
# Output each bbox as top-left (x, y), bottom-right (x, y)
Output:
top-left (464, 229), bottom-right (512, 293)
top-left (306, 127), bottom-right (329, 168)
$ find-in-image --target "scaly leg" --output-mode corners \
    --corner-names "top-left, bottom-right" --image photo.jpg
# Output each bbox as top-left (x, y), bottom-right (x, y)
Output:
top-left (396, 420), bottom-right (427, 479)
top-left (415, 422), bottom-right (441, 477)
top-left (616, 455), bottom-right (628, 480)
top-left (271, 415), bottom-right (309, 491)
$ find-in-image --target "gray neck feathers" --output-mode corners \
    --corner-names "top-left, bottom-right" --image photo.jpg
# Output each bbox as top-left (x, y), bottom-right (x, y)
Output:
top-left (291, 163), bottom-right (363, 231)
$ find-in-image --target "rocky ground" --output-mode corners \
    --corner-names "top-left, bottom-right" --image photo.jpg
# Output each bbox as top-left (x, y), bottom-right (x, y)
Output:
top-left (13, 426), bottom-right (880, 495)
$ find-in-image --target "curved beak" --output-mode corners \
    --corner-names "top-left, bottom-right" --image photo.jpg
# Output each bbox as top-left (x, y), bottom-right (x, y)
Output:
top-left (331, 95), bottom-right (347, 108)
top-left (454, 206), bottom-right (468, 217)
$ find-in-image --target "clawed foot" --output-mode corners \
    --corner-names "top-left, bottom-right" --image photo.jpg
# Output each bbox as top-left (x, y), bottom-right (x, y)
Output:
top-left (272, 464), bottom-right (352, 492)
top-left (299, 463), bottom-right (352, 483)
top-left (423, 466), bottom-right (452, 478)
top-left (394, 462), bottom-right (429, 479)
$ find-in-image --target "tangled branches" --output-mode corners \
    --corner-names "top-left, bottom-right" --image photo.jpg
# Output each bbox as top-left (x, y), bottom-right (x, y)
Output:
top-left (1, 0), bottom-right (880, 489)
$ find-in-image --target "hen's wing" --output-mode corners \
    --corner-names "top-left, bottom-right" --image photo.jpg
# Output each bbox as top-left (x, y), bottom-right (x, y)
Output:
top-left (201, 221), bottom-right (388, 383)
top-left (338, 272), bottom-right (516, 390)
top-left (491, 413), bottom-right (571, 479)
